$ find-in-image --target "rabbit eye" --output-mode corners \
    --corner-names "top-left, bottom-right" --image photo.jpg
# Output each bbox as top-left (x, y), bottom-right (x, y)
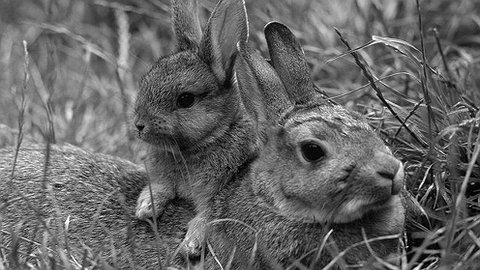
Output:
top-left (177, 93), bottom-right (195, 108)
top-left (300, 142), bottom-right (325, 162)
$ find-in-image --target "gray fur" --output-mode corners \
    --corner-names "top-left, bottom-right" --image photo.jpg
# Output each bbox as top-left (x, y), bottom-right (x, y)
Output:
top-left (0, 144), bottom-right (191, 269)
top-left (134, 0), bottom-right (253, 256)
top-left (202, 22), bottom-right (406, 269)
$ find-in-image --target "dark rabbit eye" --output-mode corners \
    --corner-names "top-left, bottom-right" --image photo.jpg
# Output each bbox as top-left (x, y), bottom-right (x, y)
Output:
top-left (177, 93), bottom-right (195, 108)
top-left (300, 142), bottom-right (325, 162)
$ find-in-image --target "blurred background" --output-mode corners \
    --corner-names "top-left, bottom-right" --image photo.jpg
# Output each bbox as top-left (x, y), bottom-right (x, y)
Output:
top-left (0, 0), bottom-right (478, 160)
top-left (1, 0), bottom-right (480, 268)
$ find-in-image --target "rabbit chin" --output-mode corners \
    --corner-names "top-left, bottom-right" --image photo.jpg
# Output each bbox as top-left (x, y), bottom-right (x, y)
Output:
top-left (332, 196), bottom-right (400, 223)
top-left (139, 134), bottom-right (179, 152)
top-left (275, 195), bottom-right (399, 224)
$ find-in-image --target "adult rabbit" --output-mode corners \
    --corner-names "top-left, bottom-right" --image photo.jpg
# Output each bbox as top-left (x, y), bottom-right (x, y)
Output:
top-left (203, 22), bottom-right (406, 269)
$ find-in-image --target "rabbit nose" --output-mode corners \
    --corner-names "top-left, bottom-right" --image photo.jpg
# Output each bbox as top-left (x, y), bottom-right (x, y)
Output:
top-left (134, 120), bottom-right (145, 132)
top-left (136, 124), bottom-right (145, 132)
top-left (376, 158), bottom-right (404, 195)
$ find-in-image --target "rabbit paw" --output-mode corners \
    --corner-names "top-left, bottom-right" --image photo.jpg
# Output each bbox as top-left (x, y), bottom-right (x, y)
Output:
top-left (135, 187), bottom-right (167, 220)
top-left (180, 216), bottom-right (207, 259)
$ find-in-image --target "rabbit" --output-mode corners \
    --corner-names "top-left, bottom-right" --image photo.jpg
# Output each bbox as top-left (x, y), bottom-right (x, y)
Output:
top-left (133, 0), bottom-right (257, 257)
top-left (0, 143), bottom-right (194, 269)
top-left (201, 22), bottom-right (406, 269)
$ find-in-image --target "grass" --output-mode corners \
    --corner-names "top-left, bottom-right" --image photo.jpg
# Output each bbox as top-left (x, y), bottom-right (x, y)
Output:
top-left (1, 0), bottom-right (480, 269)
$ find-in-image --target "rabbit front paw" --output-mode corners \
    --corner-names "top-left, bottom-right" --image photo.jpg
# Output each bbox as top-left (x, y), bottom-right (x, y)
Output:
top-left (135, 187), bottom-right (167, 220)
top-left (180, 216), bottom-right (207, 259)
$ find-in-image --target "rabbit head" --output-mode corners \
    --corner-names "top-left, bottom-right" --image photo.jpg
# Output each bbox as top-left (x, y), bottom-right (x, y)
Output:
top-left (134, 0), bottom-right (248, 153)
top-left (247, 22), bottom-right (404, 224)
top-left (252, 104), bottom-right (404, 224)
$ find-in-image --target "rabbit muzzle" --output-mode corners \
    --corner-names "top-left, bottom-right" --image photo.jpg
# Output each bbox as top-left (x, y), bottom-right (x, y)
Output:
top-left (134, 117), bottom-right (175, 146)
top-left (327, 151), bottom-right (404, 223)
top-left (372, 152), bottom-right (404, 196)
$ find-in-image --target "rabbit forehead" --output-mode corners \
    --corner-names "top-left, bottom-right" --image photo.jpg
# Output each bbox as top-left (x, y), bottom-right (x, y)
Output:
top-left (141, 52), bottom-right (217, 93)
top-left (137, 53), bottom-right (218, 111)
top-left (283, 106), bottom-right (375, 143)
top-left (283, 104), bottom-right (370, 129)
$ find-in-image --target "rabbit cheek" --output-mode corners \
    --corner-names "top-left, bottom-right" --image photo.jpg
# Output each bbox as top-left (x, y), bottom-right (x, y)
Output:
top-left (334, 199), bottom-right (369, 223)
top-left (335, 184), bottom-right (395, 221)
top-left (175, 121), bottom-right (215, 149)
top-left (333, 182), bottom-right (397, 223)
top-left (373, 195), bottom-right (405, 233)
top-left (273, 178), bottom-right (335, 222)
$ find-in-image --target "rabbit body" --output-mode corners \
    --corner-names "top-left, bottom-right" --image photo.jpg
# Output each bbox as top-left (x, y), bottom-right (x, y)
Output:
top-left (0, 144), bottom-right (193, 269)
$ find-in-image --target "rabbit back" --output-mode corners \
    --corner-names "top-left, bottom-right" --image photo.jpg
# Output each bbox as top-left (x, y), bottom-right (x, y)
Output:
top-left (0, 144), bottom-right (193, 269)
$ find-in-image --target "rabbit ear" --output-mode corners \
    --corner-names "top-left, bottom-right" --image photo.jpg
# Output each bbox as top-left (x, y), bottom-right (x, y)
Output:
top-left (200, 0), bottom-right (249, 84)
top-left (235, 42), bottom-right (266, 126)
top-left (264, 22), bottom-right (315, 104)
top-left (236, 41), bottom-right (290, 126)
top-left (171, 0), bottom-right (203, 52)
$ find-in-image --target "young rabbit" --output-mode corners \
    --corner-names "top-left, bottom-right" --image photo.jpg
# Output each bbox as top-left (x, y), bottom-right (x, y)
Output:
top-left (203, 22), bottom-right (406, 269)
top-left (133, 0), bottom-right (255, 256)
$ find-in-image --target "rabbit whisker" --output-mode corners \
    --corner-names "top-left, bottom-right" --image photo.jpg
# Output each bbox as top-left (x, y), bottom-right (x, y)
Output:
top-left (164, 141), bottom-right (191, 195)
top-left (171, 138), bottom-right (192, 193)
